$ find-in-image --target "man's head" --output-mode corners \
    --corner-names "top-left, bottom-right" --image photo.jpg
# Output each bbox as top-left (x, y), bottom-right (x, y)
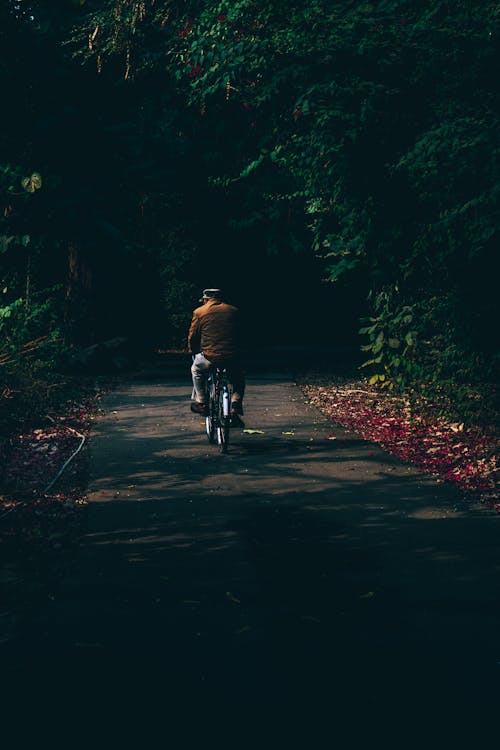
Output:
top-left (200, 288), bottom-right (223, 302)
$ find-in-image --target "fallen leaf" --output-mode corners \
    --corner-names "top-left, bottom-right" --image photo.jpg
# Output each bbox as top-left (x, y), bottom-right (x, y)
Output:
top-left (226, 591), bottom-right (241, 604)
top-left (282, 431), bottom-right (295, 435)
top-left (243, 429), bottom-right (265, 435)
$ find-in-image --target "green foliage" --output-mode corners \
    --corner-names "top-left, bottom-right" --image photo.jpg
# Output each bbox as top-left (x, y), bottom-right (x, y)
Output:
top-left (157, 229), bottom-right (198, 348)
top-left (168, 0), bottom-right (498, 400)
top-left (0, 287), bottom-right (64, 356)
top-left (359, 283), bottom-right (498, 423)
top-left (359, 288), bottom-right (419, 389)
top-left (65, 1), bottom-right (499, 405)
top-left (0, 287), bottom-right (69, 440)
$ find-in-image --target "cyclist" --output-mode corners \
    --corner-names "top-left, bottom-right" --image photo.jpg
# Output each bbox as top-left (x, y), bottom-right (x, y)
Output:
top-left (187, 288), bottom-right (245, 427)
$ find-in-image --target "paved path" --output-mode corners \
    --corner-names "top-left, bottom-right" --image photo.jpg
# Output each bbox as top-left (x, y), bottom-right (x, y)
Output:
top-left (4, 372), bottom-right (500, 740)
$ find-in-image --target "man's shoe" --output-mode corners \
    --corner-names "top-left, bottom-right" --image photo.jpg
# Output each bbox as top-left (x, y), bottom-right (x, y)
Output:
top-left (191, 401), bottom-right (208, 416)
top-left (231, 401), bottom-right (244, 416)
top-left (230, 410), bottom-right (245, 428)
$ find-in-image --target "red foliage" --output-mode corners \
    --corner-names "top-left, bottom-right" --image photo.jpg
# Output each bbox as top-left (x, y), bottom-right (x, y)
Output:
top-left (188, 64), bottom-right (203, 78)
top-left (303, 382), bottom-right (499, 506)
top-left (1, 397), bottom-right (97, 525)
top-left (178, 19), bottom-right (192, 38)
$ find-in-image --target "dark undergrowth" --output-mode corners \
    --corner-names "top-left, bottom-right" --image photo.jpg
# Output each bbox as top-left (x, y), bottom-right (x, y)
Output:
top-left (0, 361), bottom-right (107, 644)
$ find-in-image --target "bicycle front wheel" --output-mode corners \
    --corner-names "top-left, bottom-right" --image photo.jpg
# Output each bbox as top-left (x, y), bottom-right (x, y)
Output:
top-left (217, 417), bottom-right (230, 453)
top-left (217, 385), bottom-right (230, 453)
top-left (206, 382), bottom-right (217, 444)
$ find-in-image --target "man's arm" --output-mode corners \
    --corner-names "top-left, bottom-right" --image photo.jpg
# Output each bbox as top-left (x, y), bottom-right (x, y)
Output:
top-left (187, 312), bottom-right (201, 354)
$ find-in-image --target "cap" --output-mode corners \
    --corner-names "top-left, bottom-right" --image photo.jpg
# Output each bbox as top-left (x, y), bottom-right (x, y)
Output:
top-left (199, 288), bottom-right (222, 302)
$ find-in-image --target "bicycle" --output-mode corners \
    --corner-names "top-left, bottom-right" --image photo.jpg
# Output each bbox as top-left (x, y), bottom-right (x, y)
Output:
top-left (205, 366), bottom-right (232, 453)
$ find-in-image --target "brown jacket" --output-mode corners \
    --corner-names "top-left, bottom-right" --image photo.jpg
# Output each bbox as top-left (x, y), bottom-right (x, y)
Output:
top-left (187, 299), bottom-right (241, 362)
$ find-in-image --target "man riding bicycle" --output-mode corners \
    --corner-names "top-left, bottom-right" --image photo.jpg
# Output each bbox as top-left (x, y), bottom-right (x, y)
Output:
top-left (188, 288), bottom-right (245, 427)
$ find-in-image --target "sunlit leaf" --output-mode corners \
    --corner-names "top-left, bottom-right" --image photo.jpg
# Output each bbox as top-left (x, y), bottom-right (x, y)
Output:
top-left (21, 173), bottom-right (42, 193)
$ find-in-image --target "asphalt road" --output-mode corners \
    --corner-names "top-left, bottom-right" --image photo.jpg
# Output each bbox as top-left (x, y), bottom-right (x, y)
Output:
top-left (3, 370), bottom-right (500, 742)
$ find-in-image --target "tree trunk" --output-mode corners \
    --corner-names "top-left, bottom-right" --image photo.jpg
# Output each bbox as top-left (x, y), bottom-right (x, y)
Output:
top-left (65, 240), bottom-right (94, 346)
